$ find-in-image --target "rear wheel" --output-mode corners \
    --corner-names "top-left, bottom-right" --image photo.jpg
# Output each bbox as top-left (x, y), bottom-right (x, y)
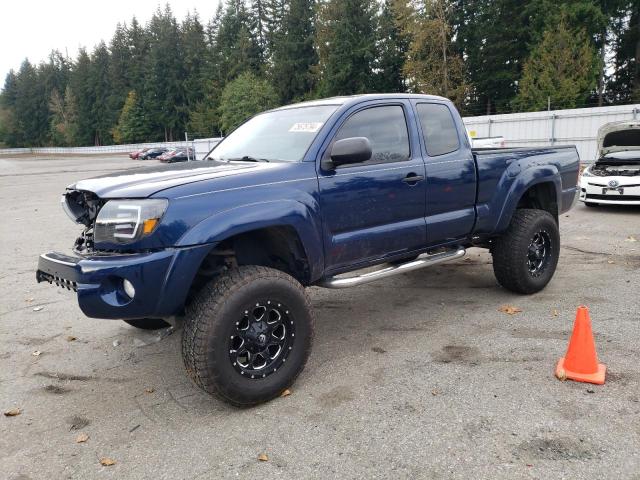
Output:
top-left (182, 266), bottom-right (314, 406)
top-left (123, 318), bottom-right (171, 330)
top-left (491, 209), bottom-right (560, 294)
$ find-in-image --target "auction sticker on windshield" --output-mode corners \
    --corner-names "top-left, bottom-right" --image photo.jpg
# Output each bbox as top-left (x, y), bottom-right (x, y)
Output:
top-left (289, 122), bottom-right (323, 133)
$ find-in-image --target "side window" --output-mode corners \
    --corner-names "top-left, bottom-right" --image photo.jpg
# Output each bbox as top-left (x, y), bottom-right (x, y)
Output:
top-left (334, 105), bottom-right (410, 166)
top-left (416, 103), bottom-right (460, 156)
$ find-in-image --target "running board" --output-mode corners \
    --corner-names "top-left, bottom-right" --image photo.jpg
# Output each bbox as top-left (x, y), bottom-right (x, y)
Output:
top-left (318, 247), bottom-right (466, 289)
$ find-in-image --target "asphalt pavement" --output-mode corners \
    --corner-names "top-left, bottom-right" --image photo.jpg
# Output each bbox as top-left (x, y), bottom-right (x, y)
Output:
top-left (1, 154), bottom-right (639, 479)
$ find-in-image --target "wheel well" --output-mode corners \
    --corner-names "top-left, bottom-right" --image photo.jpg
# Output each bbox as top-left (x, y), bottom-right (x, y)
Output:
top-left (517, 182), bottom-right (558, 222)
top-left (187, 226), bottom-right (311, 302)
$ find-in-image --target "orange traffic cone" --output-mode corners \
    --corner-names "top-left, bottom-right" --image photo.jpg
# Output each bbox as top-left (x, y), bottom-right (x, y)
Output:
top-left (555, 306), bottom-right (606, 385)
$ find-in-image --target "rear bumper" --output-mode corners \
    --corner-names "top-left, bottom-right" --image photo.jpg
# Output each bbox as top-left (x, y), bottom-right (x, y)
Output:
top-left (36, 245), bottom-right (212, 320)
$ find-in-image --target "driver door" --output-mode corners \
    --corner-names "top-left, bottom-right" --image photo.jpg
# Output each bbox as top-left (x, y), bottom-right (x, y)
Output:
top-left (318, 102), bottom-right (427, 273)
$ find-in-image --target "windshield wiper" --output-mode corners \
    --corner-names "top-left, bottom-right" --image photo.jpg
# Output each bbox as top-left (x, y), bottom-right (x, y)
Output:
top-left (227, 156), bottom-right (270, 163)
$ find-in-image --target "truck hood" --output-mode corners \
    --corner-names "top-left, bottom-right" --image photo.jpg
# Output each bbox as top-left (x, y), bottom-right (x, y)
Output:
top-left (69, 160), bottom-right (265, 198)
top-left (597, 120), bottom-right (640, 157)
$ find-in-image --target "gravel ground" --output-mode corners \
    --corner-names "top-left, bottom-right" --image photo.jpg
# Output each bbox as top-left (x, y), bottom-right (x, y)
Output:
top-left (1, 155), bottom-right (639, 480)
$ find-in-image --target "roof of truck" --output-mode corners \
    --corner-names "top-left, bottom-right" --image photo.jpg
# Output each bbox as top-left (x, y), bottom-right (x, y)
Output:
top-left (276, 93), bottom-right (450, 110)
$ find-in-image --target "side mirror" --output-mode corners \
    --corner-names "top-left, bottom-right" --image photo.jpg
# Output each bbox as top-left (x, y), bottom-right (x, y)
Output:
top-left (324, 137), bottom-right (372, 170)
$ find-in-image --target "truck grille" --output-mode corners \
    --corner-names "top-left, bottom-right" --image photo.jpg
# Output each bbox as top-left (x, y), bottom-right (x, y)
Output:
top-left (36, 271), bottom-right (78, 292)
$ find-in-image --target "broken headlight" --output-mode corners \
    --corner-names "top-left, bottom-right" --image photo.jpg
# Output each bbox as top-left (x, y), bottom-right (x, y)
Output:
top-left (93, 199), bottom-right (168, 244)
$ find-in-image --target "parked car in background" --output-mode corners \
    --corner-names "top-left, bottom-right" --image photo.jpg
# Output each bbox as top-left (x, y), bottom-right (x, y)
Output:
top-left (129, 147), bottom-right (150, 159)
top-left (157, 149), bottom-right (179, 162)
top-left (140, 147), bottom-right (168, 160)
top-left (161, 148), bottom-right (194, 163)
top-left (470, 136), bottom-right (506, 148)
top-left (580, 120), bottom-right (640, 206)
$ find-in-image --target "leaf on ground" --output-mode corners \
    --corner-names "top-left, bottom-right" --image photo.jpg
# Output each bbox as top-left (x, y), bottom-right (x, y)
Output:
top-left (552, 309), bottom-right (559, 317)
top-left (33, 306), bottom-right (44, 312)
top-left (555, 368), bottom-right (567, 381)
top-left (76, 432), bottom-right (89, 443)
top-left (607, 260), bottom-right (615, 264)
top-left (66, 336), bottom-right (77, 342)
top-left (625, 235), bottom-right (637, 242)
top-left (498, 305), bottom-right (522, 315)
top-left (431, 389), bottom-right (439, 396)
top-left (100, 457), bottom-right (116, 466)
top-left (4, 408), bottom-right (21, 417)
top-left (32, 350), bottom-right (41, 356)
top-left (25, 298), bottom-right (34, 303)
top-left (257, 453), bottom-right (269, 462)
top-left (144, 387), bottom-right (155, 394)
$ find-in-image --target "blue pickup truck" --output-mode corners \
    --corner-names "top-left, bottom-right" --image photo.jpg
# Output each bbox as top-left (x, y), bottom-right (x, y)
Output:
top-left (37, 94), bottom-right (580, 405)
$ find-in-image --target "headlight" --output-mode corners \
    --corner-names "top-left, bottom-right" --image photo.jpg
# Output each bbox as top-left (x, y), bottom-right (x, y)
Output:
top-left (581, 166), bottom-right (593, 177)
top-left (94, 199), bottom-right (168, 244)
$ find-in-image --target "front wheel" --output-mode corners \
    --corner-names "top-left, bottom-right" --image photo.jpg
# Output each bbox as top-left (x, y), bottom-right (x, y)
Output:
top-left (491, 209), bottom-right (560, 294)
top-left (182, 266), bottom-right (314, 406)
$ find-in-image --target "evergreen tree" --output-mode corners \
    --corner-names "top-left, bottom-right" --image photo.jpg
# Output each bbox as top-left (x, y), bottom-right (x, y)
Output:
top-left (513, 19), bottom-right (599, 111)
top-left (608, 1), bottom-right (639, 102)
top-left (181, 12), bottom-right (209, 110)
top-left (112, 90), bottom-right (148, 143)
top-left (315, 0), bottom-right (378, 96)
top-left (270, 0), bottom-right (317, 103)
top-left (69, 48), bottom-right (95, 145)
top-left (108, 23), bottom-right (132, 127)
top-left (375, 0), bottom-right (408, 93)
top-left (90, 42), bottom-right (113, 145)
top-left (219, 72), bottom-right (278, 133)
top-left (143, 5), bottom-right (185, 141)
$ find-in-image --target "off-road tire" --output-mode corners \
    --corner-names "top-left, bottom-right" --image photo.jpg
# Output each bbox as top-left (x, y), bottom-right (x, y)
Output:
top-left (182, 266), bottom-right (314, 406)
top-left (123, 318), bottom-right (171, 330)
top-left (491, 208), bottom-right (560, 294)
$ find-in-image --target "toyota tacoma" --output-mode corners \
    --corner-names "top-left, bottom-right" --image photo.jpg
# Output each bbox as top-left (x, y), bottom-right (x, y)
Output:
top-left (37, 94), bottom-right (580, 406)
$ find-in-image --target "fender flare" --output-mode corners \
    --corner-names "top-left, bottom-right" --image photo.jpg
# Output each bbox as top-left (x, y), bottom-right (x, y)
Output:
top-left (494, 165), bottom-right (562, 233)
top-left (176, 199), bottom-right (325, 281)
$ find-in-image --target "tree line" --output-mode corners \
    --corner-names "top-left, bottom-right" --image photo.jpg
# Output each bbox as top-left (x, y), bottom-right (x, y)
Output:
top-left (0, 0), bottom-right (637, 147)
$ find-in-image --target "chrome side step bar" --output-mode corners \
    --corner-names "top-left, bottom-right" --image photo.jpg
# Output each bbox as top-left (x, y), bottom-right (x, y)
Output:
top-left (318, 247), bottom-right (466, 289)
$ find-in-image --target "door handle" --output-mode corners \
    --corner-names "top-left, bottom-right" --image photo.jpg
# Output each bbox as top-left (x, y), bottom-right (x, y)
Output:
top-left (402, 173), bottom-right (424, 185)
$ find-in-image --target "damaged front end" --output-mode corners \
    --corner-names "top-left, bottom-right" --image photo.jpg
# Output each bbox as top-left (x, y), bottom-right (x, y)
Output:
top-left (61, 189), bottom-right (105, 254)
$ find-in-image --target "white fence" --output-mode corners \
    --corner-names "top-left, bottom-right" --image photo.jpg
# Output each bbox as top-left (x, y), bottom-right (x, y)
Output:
top-left (0, 137), bottom-right (222, 160)
top-left (463, 104), bottom-right (640, 163)
top-left (2, 104), bottom-right (640, 163)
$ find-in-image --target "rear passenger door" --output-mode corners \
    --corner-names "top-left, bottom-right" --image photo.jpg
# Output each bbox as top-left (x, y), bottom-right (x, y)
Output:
top-left (413, 102), bottom-right (477, 245)
top-left (318, 101), bottom-right (427, 272)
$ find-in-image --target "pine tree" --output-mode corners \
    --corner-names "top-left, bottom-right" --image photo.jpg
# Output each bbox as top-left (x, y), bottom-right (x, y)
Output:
top-left (513, 19), bottom-right (600, 111)
top-left (69, 48), bottom-right (95, 146)
top-left (315, 0), bottom-right (378, 96)
top-left (219, 72), bottom-right (278, 133)
top-left (608, 1), bottom-right (639, 102)
top-left (108, 23), bottom-right (132, 127)
top-left (112, 90), bottom-right (148, 143)
top-left (375, 0), bottom-right (408, 93)
top-left (143, 5), bottom-right (185, 141)
top-left (270, 0), bottom-right (317, 103)
top-left (90, 42), bottom-right (113, 145)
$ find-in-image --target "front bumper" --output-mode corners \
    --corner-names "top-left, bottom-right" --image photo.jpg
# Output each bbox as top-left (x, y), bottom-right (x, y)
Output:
top-left (579, 178), bottom-right (640, 205)
top-left (36, 245), bottom-right (212, 320)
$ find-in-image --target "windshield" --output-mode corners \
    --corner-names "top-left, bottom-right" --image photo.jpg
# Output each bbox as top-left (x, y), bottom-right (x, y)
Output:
top-left (207, 105), bottom-right (338, 162)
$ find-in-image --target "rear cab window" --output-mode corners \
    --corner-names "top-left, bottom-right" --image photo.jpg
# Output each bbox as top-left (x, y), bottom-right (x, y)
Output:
top-left (416, 103), bottom-right (460, 157)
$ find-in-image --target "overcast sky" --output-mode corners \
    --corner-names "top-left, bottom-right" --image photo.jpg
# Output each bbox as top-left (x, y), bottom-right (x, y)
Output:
top-left (1, 0), bottom-right (221, 84)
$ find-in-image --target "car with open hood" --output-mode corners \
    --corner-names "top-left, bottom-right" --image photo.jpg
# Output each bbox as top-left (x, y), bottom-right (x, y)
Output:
top-left (580, 120), bottom-right (640, 206)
